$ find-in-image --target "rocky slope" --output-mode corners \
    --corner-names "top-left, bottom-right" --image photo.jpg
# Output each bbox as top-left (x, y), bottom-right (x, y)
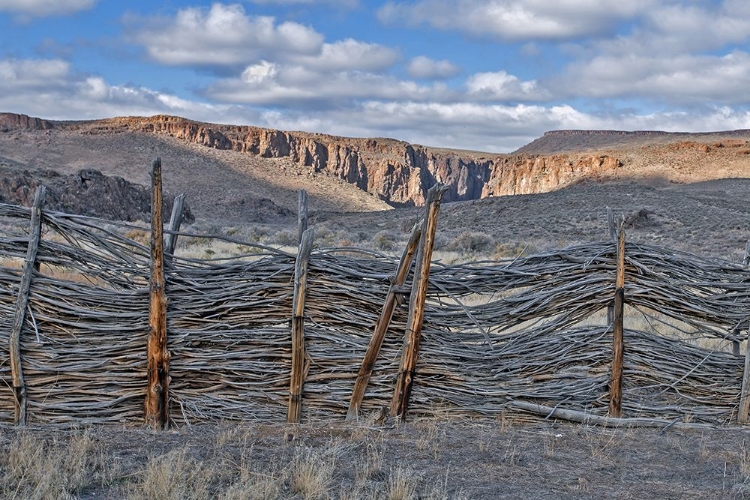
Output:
top-left (0, 113), bottom-right (623, 207)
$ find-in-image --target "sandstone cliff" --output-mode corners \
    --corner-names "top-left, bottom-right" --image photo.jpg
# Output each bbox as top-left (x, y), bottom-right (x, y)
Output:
top-left (1, 113), bottom-right (623, 207)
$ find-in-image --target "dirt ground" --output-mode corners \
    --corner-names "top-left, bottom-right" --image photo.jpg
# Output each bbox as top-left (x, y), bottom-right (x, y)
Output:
top-left (3, 418), bottom-right (750, 499)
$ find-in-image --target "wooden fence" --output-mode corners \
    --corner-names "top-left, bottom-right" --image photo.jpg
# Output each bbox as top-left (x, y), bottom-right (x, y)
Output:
top-left (1, 159), bottom-right (750, 428)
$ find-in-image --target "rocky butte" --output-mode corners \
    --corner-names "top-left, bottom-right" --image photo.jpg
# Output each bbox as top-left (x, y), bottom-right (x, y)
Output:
top-left (0, 113), bottom-right (623, 207)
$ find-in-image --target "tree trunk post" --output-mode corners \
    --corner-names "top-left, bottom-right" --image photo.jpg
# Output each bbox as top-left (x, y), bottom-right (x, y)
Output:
top-left (606, 207), bottom-right (616, 326)
top-left (347, 221), bottom-right (423, 420)
top-left (9, 185), bottom-right (46, 426)
top-left (287, 227), bottom-right (315, 423)
top-left (297, 190), bottom-right (308, 246)
top-left (390, 184), bottom-right (447, 420)
top-left (609, 221), bottom-right (626, 418)
top-left (145, 158), bottom-right (170, 429)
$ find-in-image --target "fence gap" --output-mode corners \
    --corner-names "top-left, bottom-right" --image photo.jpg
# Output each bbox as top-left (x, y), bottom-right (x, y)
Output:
top-left (146, 158), bottom-right (170, 429)
top-left (164, 193), bottom-right (186, 257)
top-left (347, 221), bottom-right (423, 421)
top-left (609, 220), bottom-right (626, 418)
top-left (390, 184), bottom-right (448, 420)
top-left (287, 227), bottom-right (315, 423)
top-left (10, 185), bottom-right (46, 426)
top-left (297, 190), bottom-right (308, 246)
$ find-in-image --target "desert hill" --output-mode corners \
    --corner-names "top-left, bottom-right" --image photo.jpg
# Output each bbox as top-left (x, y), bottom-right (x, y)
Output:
top-left (1, 112), bottom-right (750, 259)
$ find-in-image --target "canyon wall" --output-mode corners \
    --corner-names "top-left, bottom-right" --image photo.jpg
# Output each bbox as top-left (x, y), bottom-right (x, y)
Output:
top-left (1, 113), bottom-right (623, 207)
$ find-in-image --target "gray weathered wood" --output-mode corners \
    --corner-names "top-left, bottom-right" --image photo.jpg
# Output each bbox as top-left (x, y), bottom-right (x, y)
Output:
top-left (297, 190), bottom-right (308, 246)
top-left (288, 227), bottom-right (314, 423)
top-left (347, 221), bottom-right (423, 420)
top-left (9, 185), bottom-right (46, 426)
top-left (164, 193), bottom-right (186, 256)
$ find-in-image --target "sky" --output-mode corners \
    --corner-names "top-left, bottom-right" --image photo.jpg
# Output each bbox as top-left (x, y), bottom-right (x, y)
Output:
top-left (1, 1), bottom-right (749, 153)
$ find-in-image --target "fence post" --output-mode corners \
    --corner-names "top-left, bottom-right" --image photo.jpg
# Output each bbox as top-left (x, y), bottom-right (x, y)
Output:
top-left (733, 240), bottom-right (750, 357)
top-left (738, 240), bottom-right (750, 423)
top-left (164, 193), bottom-right (186, 257)
top-left (146, 158), bottom-right (170, 429)
top-left (609, 220), bottom-right (626, 418)
top-left (606, 208), bottom-right (616, 326)
top-left (288, 227), bottom-right (315, 423)
top-left (347, 221), bottom-right (423, 421)
top-left (9, 185), bottom-right (46, 426)
top-left (390, 184), bottom-right (447, 420)
top-left (297, 190), bottom-right (308, 246)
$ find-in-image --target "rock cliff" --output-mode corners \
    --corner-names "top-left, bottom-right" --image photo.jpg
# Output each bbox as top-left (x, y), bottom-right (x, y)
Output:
top-left (1, 113), bottom-right (623, 207)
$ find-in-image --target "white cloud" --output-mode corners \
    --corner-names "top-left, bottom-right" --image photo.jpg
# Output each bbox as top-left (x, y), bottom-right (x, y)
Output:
top-left (466, 70), bottom-right (547, 101)
top-left (407, 56), bottom-right (460, 79)
top-left (246, 0), bottom-right (358, 6)
top-left (0, 0), bottom-right (95, 17)
top-left (558, 51), bottom-right (750, 104)
top-left (289, 39), bottom-right (400, 72)
top-left (127, 3), bottom-right (324, 67)
top-left (207, 60), bottom-right (451, 105)
top-left (377, 0), bottom-right (656, 40)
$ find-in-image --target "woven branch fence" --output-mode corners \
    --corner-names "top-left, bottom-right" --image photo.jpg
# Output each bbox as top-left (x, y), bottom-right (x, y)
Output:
top-left (2, 165), bottom-right (750, 428)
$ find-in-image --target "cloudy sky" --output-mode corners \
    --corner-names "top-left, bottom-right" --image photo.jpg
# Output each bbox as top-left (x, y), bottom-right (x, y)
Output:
top-left (1, 0), bottom-right (749, 152)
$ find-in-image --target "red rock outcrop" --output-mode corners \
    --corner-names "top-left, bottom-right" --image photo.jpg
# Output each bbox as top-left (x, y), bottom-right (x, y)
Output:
top-left (1, 113), bottom-right (623, 206)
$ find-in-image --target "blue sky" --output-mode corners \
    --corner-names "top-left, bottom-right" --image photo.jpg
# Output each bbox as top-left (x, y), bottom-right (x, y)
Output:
top-left (1, 0), bottom-right (749, 152)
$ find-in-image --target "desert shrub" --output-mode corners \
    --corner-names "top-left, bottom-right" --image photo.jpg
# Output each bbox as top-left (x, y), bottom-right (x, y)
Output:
top-left (124, 228), bottom-right (150, 246)
top-left (493, 241), bottom-right (537, 259)
top-left (447, 231), bottom-right (494, 254)
top-left (373, 230), bottom-right (396, 251)
top-left (273, 229), bottom-right (298, 246)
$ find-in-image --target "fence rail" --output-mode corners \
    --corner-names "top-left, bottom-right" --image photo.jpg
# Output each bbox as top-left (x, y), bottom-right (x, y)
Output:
top-left (1, 174), bottom-right (750, 427)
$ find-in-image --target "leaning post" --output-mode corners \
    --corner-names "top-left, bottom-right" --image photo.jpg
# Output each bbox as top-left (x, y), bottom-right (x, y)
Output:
top-left (390, 183), bottom-right (448, 420)
top-left (9, 185), bottom-right (46, 426)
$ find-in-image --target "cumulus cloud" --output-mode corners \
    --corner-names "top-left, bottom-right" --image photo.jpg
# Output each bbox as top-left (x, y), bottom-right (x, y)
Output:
top-left (127, 3), bottom-right (324, 68)
top-left (407, 56), bottom-right (460, 79)
top-left (0, 0), bottom-right (95, 17)
top-left (246, 0), bottom-right (358, 6)
top-left (377, 0), bottom-right (656, 40)
top-left (288, 39), bottom-right (400, 72)
top-left (466, 70), bottom-right (548, 101)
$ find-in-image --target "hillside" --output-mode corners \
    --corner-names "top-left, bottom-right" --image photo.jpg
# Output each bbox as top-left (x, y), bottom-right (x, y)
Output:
top-left (1, 112), bottom-right (750, 259)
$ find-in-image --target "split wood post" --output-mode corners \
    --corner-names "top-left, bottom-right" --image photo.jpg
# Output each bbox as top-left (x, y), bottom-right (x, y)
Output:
top-left (346, 221), bottom-right (423, 421)
top-left (287, 227), bottom-right (315, 423)
top-left (9, 185), bottom-right (46, 426)
top-left (164, 193), bottom-right (186, 257)
top-left (732, 240), bottom-right (750, 357)
top-left (390, 184), bottom-right (448, 420)
top-left (145, 158), bottom-right (170, 429)
top-left (606, 207), bottom-right (616, 326)
top-left (297, 190), bottom-right (308, 246)
top-left (738, 239), bottom-right (750, 422)
top-left (609, 221), bottom-right (626, 418)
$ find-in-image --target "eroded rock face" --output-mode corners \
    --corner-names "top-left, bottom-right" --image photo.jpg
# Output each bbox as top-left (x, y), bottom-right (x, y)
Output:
top-left (0, 167), bottom-right (195, 223)
top-left (2, 113), bottom-right (624, 207)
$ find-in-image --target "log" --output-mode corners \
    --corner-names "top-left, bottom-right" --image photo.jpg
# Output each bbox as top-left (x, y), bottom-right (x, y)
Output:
top-left (347, 221), bottom-right (423, 420)
top-left (609, 222), bottom-right (625, 418)
top-left (297, 190), bottom-right (308, 246)
top-left (509, 400), bottom-right (718, 430)
top-left (164, 193), bottom-right (186, 257)
top-left (145, 158), bottom-right (170, 429)
top-left (287, 227), bottom-right (314, 423)
top-left (9, 185), bottom-right (46, 425)
top-left (391, 184), bottom-right (448, 419)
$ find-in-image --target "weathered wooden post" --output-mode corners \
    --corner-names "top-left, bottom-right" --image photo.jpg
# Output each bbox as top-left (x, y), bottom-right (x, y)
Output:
top-left (390, 184), bottom-right (447, 420)
top-left (347, 221), bottom-right (423, 420)
top-left (297, 190), bottom-right (308, 246)
top-left (9, 185), bottom-right (46, 426)
top-left (164, 193), bottom-right (186, 257)
top-left (738, 240), bottom-right (750, 423)
top-left (145, 158), bottom-right (170, 429)
top-left (606, 207), bottom-right (616, 326)
top-left (609, 221), bottom-right (626, 418)
top-left (733, 240), bottom-right (750, 357)
top-left (288, 227), bottom-right (315, 423)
